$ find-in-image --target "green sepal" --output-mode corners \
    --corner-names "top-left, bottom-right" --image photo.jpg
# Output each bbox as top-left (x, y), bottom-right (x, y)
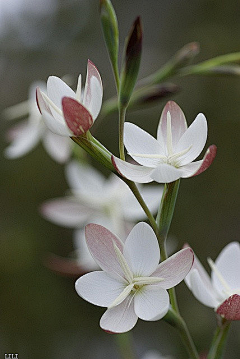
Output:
top-left (119, 17), bottom-right (142, 107)
top-left (71, 132), bottom-right (115, 172)
top-left (100, 0), bottom-right (119, 89)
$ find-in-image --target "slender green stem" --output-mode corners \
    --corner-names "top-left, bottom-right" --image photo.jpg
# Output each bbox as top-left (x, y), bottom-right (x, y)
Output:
top-left (115, 332), bottom-right (138, 359)
top-left (207, 320), bottom-right (231, 359)
top-left (164, 308), bottom-right (199, 359)
top-left (119, 104), bottom-right (127, 160)
top-left (124, 179), bottom-right (159, 238)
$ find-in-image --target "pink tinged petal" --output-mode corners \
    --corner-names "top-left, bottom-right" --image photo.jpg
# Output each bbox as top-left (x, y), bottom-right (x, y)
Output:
top-left (40, 198), bottom-right (92, 227)
top-left (175, 113), bottom-right (208, 165)
top-left (65, 161), bottom-right (105, 193)
top-left (85, 224), bottom-right (125, 280)
top-left (124, 222), bottom-right (160, 276)
top-left (62, 97), bottom-right (93, 136)
top-left (134, 286), bottom-right (169, 321)
top-left (43, 131), bottom-right (71, 163)
top-left (151, 163), bottom-right (183, 183)
top-left (124, 122), bottom-right (165, 166)
top-left (36, 87), bottom-right (52, 115)
top-left (152, 248), bottom-right (194, 289)
top-left (47, 76), bottom-right (76, 109)
top-left (83, 60), bottom-right (103, 120)
top-left (41, 109), bottom-right (72, 136)
top-left (187, 269), bottom-right (219, 307)
top-left (212, 242), bottom-right (240, 293)
top-left (191, 145), bottom-right (217, 177)
top-left (157, 101), bottom-right (188, 146)
top-left (75, 271), bottom-right (125, 307)
top-left (112, 156), bottom-right (153, 183)
top-left (216, 294), bottom-right (240, 321)
top-left (100, 295), bottom-right (138, 333)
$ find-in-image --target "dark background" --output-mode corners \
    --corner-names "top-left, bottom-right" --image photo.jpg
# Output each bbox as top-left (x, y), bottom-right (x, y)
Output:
top-left (0, 0), bottom-right (240, 358)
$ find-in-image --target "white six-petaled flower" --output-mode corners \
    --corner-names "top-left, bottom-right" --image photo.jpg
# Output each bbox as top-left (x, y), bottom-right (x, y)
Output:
top-left (36, 60), bottom-right (103, 136)
top-left (75, 222), bottom-right (194, 333)
top-left (112, 101), bottom-right (217, 184)
top-left (184, 242), bottom-right (240, 321)
top-left (4, 81), bottom-right (72, 163)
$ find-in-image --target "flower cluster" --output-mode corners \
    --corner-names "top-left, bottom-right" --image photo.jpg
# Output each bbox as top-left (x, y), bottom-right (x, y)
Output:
top-left (4, 1), bottom-right (240, 356)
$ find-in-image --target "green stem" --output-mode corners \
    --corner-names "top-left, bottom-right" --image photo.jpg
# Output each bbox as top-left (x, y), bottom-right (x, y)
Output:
top-left (115, 332), bottom-right (138, 359)
top-left (119, 104), bottom-right (127, 160)
top-left (164, 308), bottom-right (199, 359)
top-left (207, 320), bottom-right (231, 359)
top-left (156, 179), bottom-right (180, 312)
top-left (124, 179), bottom-right (159, 238)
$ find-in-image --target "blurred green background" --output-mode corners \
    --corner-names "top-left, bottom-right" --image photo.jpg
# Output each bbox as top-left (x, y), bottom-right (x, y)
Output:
top-left (1, 0), bottom-right (240, 358)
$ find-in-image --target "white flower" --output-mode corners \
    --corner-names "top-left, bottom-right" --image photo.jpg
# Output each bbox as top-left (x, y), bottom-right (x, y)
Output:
top-left (36, 60), bottom-right (103, 136)
top-left (4, 81), bottom-right (71, 163)
top-left (75, 222), bottom-right (194, 333)
top-left (184, 242), bottom-right (240, 320)
top-left (41, 160), bottom-right (163, 236)
top-left (41, 161), bottom-right (163, 271)
top-left (112, 101), bottom-right (217, 183)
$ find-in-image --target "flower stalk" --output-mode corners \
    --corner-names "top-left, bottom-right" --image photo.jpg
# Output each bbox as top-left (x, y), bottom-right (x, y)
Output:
top-left (164, 307), bottom-right (199, 359)
top-left (207, 319), bottom-right (231, 359)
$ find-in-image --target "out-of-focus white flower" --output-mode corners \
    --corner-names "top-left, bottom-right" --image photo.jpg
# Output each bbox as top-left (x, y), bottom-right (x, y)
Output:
top-left (75, 222), bottom-right (194, 333)
top-left (184, 242), bottom-right (240, 321)
top-left (4, 81), bottom-right (71, 163)
top-left (41, 160), bottom-right (163, 271)
top-left (112, 101), bottom-right (217, 184)
top-left (36, 60), bottom-right (103, 136)
top-left (41, 160), bottom-right (163, 235)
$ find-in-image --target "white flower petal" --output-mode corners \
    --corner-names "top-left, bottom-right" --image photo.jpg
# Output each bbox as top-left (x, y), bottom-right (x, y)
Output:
top-left (187, 269), bottom-right (219, 307)
top-left (100, 295), bottom-right (138, 333)
top-left (151, 163), bottom-right (183, 183)
top-left (75, 271), bottom-right (124, 307)
top-left (124, 122), bottom-right (165, 166)
top-left (85, 223), bottom-right (125, 280)
top-left (152, 248), bottom-right (193, 289)
top-left (179, 161), bottom-right (203, 178)
top-left (47, 76), bottom-right (76, 109)
top-left (4, 121), bottom-right (42, 159)
top-left (73, 229), bottom-right (99, 270)
top-left (65, 161), bottom-right (105, 193)
top-left (134, 286), bottom-right (169, 321)
top-left (83, 60), bottom-right (103, 120)
top-left (213, 242), bottom-right (240, 293)
top-left (41, 198), bottom-right (92, 227)
top-left (112, 156), bottom-right (153, 183)
top-left (41, 109), bottom-right (72, 136)
top-left (43, 131), bottom-right (71, 163)
top-left (175, 113), bottom-right (207, 165)
top-left (157, 101), bottom-right (188, 147)
top-left (184, 245), bottom-right (214, 294)
top-left (124, 223), bottom-right (160, 276)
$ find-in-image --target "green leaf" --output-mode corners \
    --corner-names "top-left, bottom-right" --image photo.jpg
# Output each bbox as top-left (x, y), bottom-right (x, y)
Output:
top-left (119, 17), bottom-right (142, 107)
